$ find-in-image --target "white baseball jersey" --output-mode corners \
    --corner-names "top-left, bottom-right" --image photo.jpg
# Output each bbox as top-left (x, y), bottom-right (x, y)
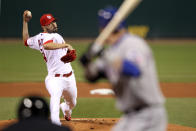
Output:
top-left (25, 32), bottom-right (77, 125)
top-left (26, 32), bottom-right (73, 75)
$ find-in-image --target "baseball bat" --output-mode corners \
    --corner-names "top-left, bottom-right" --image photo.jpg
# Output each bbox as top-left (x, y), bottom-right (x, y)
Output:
top-left (90, 0), bottom-right (142, 55)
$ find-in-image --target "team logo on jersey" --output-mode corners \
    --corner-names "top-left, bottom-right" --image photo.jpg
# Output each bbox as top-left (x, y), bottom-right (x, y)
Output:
top-left (47, 15), bottom-right (52, 19)
top-left (98, 9), bottom-right (112, 19)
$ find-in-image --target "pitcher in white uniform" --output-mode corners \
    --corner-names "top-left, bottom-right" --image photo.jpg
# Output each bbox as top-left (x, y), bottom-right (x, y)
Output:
top-left (80, 7), bottom-right (167, 131)
top-left (22, 10), bottom-right (77, 125)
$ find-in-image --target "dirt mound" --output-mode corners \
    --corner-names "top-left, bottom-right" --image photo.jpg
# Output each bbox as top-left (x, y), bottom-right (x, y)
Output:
top-left (1, 118), bottom-right (196, 131)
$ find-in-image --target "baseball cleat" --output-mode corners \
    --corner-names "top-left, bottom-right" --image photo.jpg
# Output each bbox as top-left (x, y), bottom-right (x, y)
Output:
top-left (65, 116), bottom-right (71, 121)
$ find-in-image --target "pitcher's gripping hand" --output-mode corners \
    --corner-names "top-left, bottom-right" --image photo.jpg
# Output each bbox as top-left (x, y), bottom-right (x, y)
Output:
top-left (23, 10), bottom-right (32, 22)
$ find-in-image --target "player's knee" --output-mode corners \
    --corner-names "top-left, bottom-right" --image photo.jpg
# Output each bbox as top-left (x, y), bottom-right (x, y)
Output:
top-left (70, 99), bottom-right (77, 109)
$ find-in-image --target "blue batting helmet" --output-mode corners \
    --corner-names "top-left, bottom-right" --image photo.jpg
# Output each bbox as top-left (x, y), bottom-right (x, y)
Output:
top-left (97, 6), bottom-right (126, 30)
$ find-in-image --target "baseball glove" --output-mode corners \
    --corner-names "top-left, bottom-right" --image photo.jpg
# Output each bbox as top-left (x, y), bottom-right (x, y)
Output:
top-left (61, 49), bottom-right (77, 63)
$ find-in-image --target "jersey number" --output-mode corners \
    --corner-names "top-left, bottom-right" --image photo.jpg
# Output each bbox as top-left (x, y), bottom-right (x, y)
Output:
top-left (38, 39), bottom-right (47, 62)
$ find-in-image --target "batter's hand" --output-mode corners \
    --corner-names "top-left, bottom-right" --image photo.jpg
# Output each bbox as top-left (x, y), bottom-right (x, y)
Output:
top-left (80, 43), bottom-right (104, 66)
top-left (23, 10), bottom-right (32, 22)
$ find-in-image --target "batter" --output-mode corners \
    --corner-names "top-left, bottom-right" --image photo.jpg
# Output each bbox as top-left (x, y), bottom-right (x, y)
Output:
top-left (81, 7), bottom-right (167, 131)
top-left (22, 10), bottom-right (77, 125)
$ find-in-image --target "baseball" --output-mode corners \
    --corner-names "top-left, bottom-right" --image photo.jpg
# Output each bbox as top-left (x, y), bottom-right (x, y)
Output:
top-left (26, 11), bottom-right (32, 17)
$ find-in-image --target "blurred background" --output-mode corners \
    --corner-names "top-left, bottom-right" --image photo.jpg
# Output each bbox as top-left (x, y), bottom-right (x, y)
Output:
top-left (0, 0), bottom-right (196, 39)
top-left (0, 0), bottom-right (196, 130)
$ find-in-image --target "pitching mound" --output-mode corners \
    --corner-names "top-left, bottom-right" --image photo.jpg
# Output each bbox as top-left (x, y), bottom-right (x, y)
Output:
top-left (0, 118), bottom-right (196, 131)
top-left (63, 118), bottom-right (196, 131)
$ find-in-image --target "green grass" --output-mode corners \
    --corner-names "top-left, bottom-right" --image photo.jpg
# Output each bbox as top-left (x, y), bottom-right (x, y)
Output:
top-left (0, 43), bottom-right (47, 82)
top-left (166, 98), bottom-right (196, 128)
top-left (0, 42), bottom-right (196, 82)
top-left (72, 98), bottom-right (122, 118)
top-left (0, 97), bottom-right (21, 120)
top-left (0, 97), bottom-right (196, 128)
top-left (151, 44), bottom-right (196, 82)
top-left (0, 97), bottom-right (121, 120)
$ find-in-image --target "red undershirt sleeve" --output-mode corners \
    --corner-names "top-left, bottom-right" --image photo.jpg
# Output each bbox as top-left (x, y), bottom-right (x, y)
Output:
top-left (43, 40), bottom-right (53, 45)
top-left (24, 40), bottom-right (28, 46)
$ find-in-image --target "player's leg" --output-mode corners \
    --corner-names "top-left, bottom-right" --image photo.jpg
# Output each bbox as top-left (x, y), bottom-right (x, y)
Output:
top-left (61, 73), bottom-right (77, 120)
top-left (145, 107), bottom-right (167, 131)
top-left (45, 76), bottom-right (63, 125)
top-left (60, 91), bottom-right (75, 121)
top-left (112, 106), bottom-right (167, 131)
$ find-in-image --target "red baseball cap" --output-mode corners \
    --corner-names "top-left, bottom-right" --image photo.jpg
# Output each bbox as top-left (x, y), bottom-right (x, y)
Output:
top-left (40, 14), bottom-right (56, 26)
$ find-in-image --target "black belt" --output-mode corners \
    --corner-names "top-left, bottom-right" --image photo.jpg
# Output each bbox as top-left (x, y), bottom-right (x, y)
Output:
top-left (124, 105), bottom-right (148, 114)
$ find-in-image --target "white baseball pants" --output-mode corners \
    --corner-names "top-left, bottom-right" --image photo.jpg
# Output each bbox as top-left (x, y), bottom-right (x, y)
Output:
top-left (45, 73), bottom-right (77, 125)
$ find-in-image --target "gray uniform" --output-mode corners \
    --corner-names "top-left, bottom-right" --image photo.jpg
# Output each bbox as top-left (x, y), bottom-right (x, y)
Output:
top-left (88, 33), bottom-right (167, 131)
